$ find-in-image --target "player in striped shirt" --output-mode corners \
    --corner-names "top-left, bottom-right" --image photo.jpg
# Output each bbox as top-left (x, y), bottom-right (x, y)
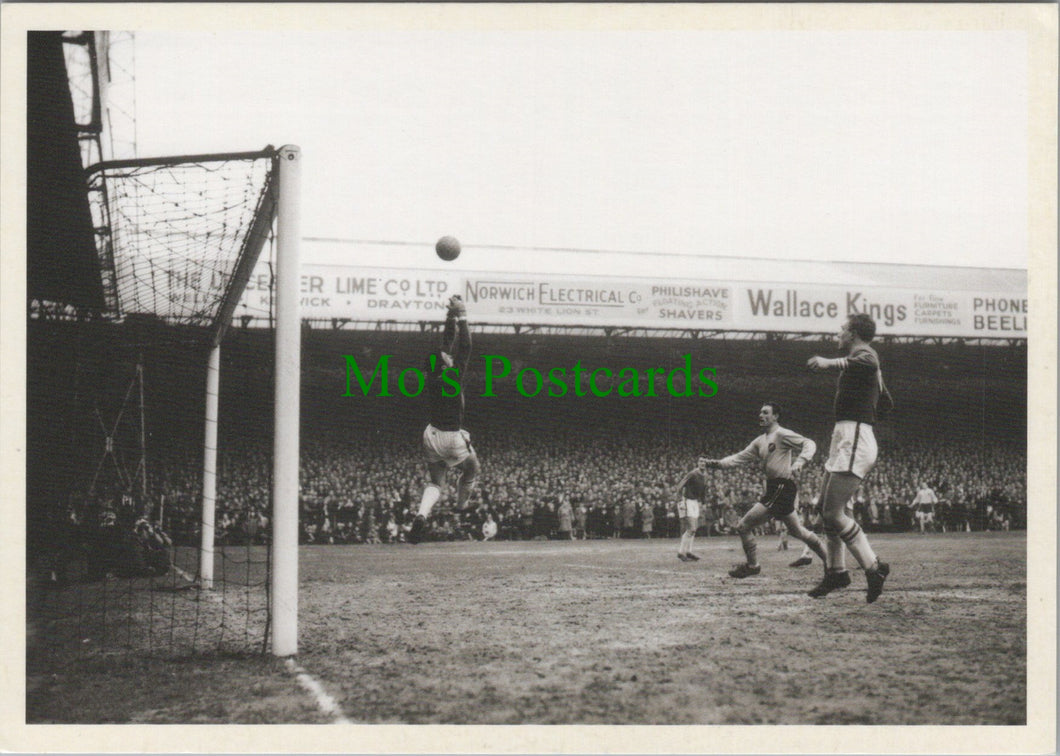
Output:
top-left (805, 312), bottom-right (894, 602)
top-left (703, 402), bottom-right (828, 578)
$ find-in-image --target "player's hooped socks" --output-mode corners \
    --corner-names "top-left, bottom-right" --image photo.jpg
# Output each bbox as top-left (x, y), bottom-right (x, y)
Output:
top-left (810, 523), bottom-right (851, 597)
top-left (840, 519), bottom-right (890, 602)
top-left (810, 520), bottom-right (889, 602)
top-left (838, 520), bottom-right (876, 571)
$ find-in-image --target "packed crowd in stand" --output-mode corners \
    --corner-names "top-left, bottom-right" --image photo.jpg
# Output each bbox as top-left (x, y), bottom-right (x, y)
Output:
top-left (29, 322), bottom-right (1027, 551)
top-left (152, 426), bottom-right (1026, 547)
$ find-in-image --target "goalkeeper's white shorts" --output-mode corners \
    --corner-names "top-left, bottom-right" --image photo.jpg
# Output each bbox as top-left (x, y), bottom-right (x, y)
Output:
top-left (824, 421), bottom-right (878, 479)
top-left (422, 424), bottom-right (474, 468)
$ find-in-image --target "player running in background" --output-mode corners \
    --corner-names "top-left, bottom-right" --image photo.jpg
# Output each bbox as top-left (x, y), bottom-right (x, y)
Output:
top-left (702, 403), bottom-right (827, 578)
top-left (776, 521), bottom-right (790, 552)
top-left (911, 480), bottom-right (938, 533)
top-left (805, 312), bottom-right (895, 602)
top-left (673, 457), bottom-right (708, 561)
top-left (409, 295), bottom-right (480, 545)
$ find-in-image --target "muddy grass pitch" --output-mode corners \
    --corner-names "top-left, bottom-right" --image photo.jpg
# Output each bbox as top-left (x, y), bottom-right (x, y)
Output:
top-left (28, 531), bottom-right (1025, 724)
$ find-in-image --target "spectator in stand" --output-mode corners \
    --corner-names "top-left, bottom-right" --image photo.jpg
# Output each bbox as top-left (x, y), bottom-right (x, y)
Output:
top-left (654, 500), bottom-right (667, 538)
top-left (621, 499), bottom-right (637, 539)
top-left (533, 499), bottom-right (552, 540)
top-left (641, 501), bottom-right (654, 539)
top-left (951, 486), bottom-right (971, 532)
top-left (935, 492), bottom-right (952, 533)
top-left (482, 512), bottom-right (498, 541)
top-left (573, 500), bottom-right (588, 540)
top-left (520, 500), bottom-right (535, 541)
top-left (556, 498), bottom-right (574, 541)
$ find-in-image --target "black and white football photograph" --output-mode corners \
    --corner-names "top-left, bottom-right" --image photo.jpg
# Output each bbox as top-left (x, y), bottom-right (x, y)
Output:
top-left (2, 3), bottom-right (1055, 753)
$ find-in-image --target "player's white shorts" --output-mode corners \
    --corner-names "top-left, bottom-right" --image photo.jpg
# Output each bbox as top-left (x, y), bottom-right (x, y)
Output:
top-left (422, 424), bottom-right (473, 467)
top-left (824, 421), bottom-right (878, 479)
top-left (677, 499), bottom-right (701, 520)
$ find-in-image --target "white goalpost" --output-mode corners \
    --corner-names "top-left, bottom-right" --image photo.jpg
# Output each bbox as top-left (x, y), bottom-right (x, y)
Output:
top-left (270, 145), bottom-right (302, 656)
top-left (199, 343), bottom-right (220, 590)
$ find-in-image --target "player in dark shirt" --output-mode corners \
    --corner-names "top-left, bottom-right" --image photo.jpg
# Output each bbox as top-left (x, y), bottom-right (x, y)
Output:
top-left (673, 458), bottom-right (708, 561)
top-left (425, 298), bottom-right (471, 431)
top-left (409, 295), bottom-right (480, 544)
top-left (805, 312), bottom-right (894, 602)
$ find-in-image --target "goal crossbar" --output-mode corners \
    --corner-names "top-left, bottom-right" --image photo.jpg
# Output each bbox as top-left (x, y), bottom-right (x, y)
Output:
top-left (84, 147), bottom-right (278, 177)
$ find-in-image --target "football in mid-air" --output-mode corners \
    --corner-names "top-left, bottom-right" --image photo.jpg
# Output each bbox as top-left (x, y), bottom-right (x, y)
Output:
top-left (435, 235), bottom-right (461, 261)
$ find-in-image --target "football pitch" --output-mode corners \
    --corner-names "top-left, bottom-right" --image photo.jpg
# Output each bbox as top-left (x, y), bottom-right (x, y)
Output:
top-left (28, 531), bottom-right (1026, 725)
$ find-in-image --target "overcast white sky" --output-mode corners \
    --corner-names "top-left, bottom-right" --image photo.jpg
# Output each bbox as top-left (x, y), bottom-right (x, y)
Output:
top-left (132, 29), bottom-right (1029, 272)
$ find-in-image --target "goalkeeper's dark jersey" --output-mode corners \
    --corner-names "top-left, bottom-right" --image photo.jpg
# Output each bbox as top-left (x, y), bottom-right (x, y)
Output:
top-left (427, 315), bottom-right (471, 432)
top-left (834, 344), bottom-right (893, 425)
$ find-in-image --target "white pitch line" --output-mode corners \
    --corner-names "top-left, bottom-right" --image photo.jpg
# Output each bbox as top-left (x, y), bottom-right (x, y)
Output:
top-left (171, 564), bottom-right (196, 582)
top-left (563, 562), bottom-right (689, 576)
top-left (285, 658), bottom-right (352, 724)
top-left (436, 547), bottom-right (612, 557)
top-left (434, 545), bottom-right (734, 557)
top-left (166, 565), bottom-right (226, 604)
top-left (430, 541), bottom-right (740, 558)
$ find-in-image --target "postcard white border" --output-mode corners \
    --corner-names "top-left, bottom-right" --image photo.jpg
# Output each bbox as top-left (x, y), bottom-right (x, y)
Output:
top-left (1, 4), bottom-right (1055, 754)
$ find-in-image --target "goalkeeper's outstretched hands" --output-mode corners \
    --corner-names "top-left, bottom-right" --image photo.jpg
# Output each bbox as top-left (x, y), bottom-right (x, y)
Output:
top-left (447, 295), bottom-right (467, 319)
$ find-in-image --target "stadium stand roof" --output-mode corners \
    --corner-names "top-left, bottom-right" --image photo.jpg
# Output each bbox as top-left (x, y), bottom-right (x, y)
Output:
top-left (27, 32), bottom-right (104, 309)
top-left (301, 238), bottom-right (1026, 292)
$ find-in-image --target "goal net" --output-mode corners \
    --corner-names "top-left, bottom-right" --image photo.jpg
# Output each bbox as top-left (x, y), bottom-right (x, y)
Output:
top-left (28, 147), bottom-right (301, 659)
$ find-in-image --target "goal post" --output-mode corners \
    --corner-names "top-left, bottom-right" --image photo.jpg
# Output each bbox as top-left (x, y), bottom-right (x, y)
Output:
top-left (270, 145), bottom-right (302, 657)
top-left (199, 342), bottom-right (220, 590)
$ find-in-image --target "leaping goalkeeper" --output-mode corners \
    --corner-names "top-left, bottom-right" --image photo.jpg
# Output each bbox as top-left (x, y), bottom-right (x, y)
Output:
top-left (409, 295), bottom-right (480, 545)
